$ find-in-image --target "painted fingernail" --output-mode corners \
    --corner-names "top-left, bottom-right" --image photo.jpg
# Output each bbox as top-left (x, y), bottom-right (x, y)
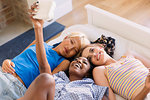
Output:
top-left (34, 9), bottom-right (38, 12)
top-left (36, 3), bottom-right (39, 6)
top-left (32, 12), bottom-right (37, 15)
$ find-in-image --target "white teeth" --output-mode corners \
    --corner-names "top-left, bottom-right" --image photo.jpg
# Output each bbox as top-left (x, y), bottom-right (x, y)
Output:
top-left (75, 64), bottom-right (79, 68)
top-left (74, 63), bottom-right (81, 69)
top-left (98, 52), bottom-right (101, 60)
top-left (75, 63), bottom-right (81, 68)
top-left (98, 54), bottom-right (100, 60)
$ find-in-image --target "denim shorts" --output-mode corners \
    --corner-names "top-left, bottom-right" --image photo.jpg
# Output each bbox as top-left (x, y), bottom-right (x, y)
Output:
top-left (0, 67), bottom-right (27, 100)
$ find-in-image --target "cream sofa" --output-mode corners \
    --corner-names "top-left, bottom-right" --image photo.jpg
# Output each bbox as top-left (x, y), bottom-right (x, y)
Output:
top-left (48, 4), bottom-right (150, 100)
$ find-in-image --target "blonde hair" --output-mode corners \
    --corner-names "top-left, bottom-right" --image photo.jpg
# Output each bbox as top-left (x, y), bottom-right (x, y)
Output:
top-left (67, 32), bottom-right (90, 51)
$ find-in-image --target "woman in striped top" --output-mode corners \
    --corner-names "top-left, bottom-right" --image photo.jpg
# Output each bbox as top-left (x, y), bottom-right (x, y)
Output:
top-left (81, 44), bottom-right (150, 100)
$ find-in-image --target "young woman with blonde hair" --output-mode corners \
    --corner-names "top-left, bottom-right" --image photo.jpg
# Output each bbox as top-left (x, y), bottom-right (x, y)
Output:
top-left (0, 3), bottom-right (90, 99)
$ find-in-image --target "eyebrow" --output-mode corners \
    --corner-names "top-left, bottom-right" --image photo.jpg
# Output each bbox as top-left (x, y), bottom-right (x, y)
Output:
top-left (82, 58), bottom-right (88, 61)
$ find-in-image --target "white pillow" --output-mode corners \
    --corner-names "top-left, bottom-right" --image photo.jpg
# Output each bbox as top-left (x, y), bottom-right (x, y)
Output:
top-left (47, 24), bottom-right (99, 45)
top-left (47, 24), bottom-right (150, 60)
top-left (47, 24), bottom-right (119, 58)
top-left (48, 24), bottom-right (122, 59)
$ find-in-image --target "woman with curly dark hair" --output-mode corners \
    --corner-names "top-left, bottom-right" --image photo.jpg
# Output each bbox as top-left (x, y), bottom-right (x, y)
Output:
top-left (81, 38), bottom-right (150, 100)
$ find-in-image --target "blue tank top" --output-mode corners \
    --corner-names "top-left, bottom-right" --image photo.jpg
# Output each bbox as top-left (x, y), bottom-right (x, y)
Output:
top-left (12, 43), bottom-right (65, 88)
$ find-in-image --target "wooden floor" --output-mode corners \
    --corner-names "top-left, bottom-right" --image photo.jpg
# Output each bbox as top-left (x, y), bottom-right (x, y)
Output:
top-left (57, 0), bottom-right (150, 28)
top-left (47, 0), bottom-right (150, 42)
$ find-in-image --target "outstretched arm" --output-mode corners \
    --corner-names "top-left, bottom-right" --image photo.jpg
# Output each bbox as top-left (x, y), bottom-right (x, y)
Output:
top-left (29, 3), bottom-right (51, 74)
top-left (124, 50), bottom-right (150, 68)
top-left (132, 69), bottom-right (150, 100)
top-left (34, 24), bottom-right (51, 74)
top-left (17, 2), bottom-right (55, 100)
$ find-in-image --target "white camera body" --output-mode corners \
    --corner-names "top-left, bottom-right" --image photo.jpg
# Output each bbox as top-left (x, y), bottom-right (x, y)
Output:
top-left (32, 0), bottom-right (56, 21)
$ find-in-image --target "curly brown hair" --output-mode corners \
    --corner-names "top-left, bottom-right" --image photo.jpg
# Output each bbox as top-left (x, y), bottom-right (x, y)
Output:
top-left (80, 34), bottom-right (116, 58)
top-left (91, 34), bottom-right (115, 57)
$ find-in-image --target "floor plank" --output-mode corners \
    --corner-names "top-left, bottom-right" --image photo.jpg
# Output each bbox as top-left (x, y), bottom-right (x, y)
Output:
top-left (57, 0), bottom-right (150, 28)
top-left (48, 0), bottom-right (150, 42)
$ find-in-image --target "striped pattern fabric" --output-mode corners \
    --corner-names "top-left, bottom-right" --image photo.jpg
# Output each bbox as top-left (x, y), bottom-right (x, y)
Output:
top-left (106, 56), bottom-right (148, 99)
top-left (53, 71), bottom-right (108, 100)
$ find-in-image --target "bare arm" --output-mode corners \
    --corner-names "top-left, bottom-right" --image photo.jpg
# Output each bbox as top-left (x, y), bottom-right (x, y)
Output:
top-left (132, 70), bottom-right (150, 100)
top-left (124, 50), bottom-right (150, 68)
top-left (34, 25), bottom-right (51, 74)
top-left (132, 86), bottom-right (149, 100)
top-left (2, 36), bottom-right (35, 73)
top-left (52, 60), bottom-right (70, 74)
top-left (93, 66), bottom-right (116, 100)
top-left (30, 3), bottom-right (51, 74)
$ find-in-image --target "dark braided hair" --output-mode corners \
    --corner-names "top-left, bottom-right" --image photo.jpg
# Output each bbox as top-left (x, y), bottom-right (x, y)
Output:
top-left (91, 34), bottom-right (115, 57)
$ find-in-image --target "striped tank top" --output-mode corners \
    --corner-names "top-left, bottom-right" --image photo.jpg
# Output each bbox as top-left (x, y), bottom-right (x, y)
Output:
top-left (106, 56), bottom-right (148, 99)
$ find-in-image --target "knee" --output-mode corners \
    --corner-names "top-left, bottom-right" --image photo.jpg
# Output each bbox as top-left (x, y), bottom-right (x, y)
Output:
top-left (36, 73), bottom-right (55, 88)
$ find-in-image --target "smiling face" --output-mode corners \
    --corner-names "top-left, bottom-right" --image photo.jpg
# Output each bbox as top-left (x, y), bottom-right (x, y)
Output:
top-left (59, 36), bottom-right (81, 58)
top-left (81, 46), bottom-right (107, 66)
top-left (69, 57), bottom-right (90, 78)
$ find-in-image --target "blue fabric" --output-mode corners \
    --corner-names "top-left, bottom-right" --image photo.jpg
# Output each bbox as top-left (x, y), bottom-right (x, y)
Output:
top-left (0, 67), bottom-right (26, 100)
top-left (53, 71), bottom-right (108, 100)
top-left (12, 43), bottom-right (65, 88)
top-left (0, 22), bottom-right (65, 66)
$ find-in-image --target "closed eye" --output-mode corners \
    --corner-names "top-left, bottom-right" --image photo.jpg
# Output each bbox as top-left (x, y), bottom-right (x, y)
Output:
top-left (89, 48), bottom-right (94, 53)
top-left (83, 61), bottom-right (88, 65)
top-left (70, 39), bottom-right (74, 44)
